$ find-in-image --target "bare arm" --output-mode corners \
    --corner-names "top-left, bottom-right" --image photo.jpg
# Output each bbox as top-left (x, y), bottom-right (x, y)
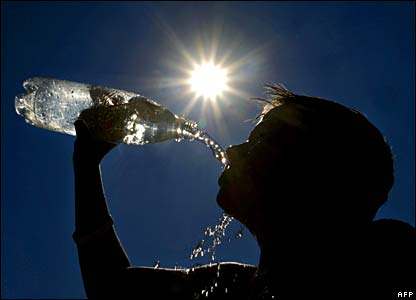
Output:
top-left (71, 120), bottom-right (257, 298)
top-left (72, 120), bottom-right (131, 298)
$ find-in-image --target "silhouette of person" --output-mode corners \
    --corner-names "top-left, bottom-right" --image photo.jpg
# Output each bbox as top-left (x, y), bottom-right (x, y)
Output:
top-left (72, 84), bottom-right (415, 299)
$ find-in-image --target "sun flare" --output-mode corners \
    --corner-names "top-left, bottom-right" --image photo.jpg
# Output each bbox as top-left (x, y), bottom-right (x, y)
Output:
top-left (189, 62), bottom-right (228, 101)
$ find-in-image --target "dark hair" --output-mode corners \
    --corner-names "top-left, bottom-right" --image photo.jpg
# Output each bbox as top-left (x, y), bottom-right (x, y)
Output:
top-left (255, 84), bottom-right (394, 222)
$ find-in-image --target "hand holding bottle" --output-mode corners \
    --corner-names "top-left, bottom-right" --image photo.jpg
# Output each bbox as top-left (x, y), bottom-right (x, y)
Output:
top-left (16, 77), bottom-right (228, 167)
top-left (73, 119), bottom-right (118, 166)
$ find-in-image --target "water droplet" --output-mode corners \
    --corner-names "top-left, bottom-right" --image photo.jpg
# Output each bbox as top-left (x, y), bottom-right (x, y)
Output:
top-left (235, 227), bottom-right (244, 239)
top-left (190, 214), bottom-right (233, 263)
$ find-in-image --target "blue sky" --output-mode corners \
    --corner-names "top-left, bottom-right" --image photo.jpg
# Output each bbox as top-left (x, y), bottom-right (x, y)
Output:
top-left (1, 2), bottom-right (414, 298)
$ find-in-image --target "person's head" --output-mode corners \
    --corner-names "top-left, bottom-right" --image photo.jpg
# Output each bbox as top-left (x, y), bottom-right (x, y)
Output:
top-left (217, 84), bottom-right (394, 242)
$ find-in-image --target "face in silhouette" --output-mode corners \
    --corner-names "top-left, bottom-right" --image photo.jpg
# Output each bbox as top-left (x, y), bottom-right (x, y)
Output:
top-left (217, 103), bottom-right (308, 234)
top-left (218, 95), bottom-right (395, 246)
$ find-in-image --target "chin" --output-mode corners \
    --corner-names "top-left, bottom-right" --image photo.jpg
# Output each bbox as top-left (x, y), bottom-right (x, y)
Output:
top-left (216, 187), bottom-right (236, 215)
top-left (216, 188), bottom-right (228, 210)
top-left (218, 187), bottom-right (251, 222)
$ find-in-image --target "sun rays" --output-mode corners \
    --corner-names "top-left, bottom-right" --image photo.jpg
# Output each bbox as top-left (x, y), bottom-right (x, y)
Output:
top-left (140, 10), bottom-right (269, 141)
top-left (189, 62), bottom-right (229, 101)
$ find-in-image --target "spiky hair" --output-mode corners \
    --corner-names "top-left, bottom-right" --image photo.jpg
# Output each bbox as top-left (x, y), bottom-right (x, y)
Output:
top-left (252, 83), bottom-right (296, 121)
top-left (250, 83), bottom-right (394, 221)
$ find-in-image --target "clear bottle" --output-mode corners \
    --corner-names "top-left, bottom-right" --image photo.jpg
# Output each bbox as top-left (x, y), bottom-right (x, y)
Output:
top-left (15, 77), bottom-right (228, 166)
top-left (15, 77), bottom-right (198, 145)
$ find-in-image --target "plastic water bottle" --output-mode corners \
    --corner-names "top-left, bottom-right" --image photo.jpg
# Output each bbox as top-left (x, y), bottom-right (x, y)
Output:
top-left (15, 77), bottom-right (199, 144)
top-left (15, 77), bottom-right (228, 166)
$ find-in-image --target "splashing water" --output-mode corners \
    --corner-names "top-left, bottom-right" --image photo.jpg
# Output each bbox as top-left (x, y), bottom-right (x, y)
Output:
top-left (153, 260), bottom-right (160, 269)
top-left (193, 130), bottom-right (228, 168)
top-left (234, 226), bottom-right (244, 239)
top-left (191, 263), bottom-right (223, 299)
top-left (180, 127), bottom-right (240, 262)
top-left (175, 126), bottom-right (228, 169)
top-left (190, 213), bottom-right (234, 261)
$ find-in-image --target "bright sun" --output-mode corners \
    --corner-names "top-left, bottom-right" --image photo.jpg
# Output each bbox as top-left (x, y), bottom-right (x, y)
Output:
top-left (189, 62), bottom-right (228, 101)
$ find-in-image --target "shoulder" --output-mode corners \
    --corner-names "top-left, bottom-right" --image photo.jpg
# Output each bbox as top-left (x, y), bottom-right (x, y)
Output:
top-left (187, 262), bottom-right (257, 298)
top-left (367, 219), bottom-right (415, 261)
top-left (118, 262), bottom-right (257, 299)
top-left (367, 219), bottom-right (415, 253)
top-left (362, 219), bottom-right (415, 296)
top-left (189, 262), bottom-right (257, 284)
top-left (369, 219), bottom-right (415, 237)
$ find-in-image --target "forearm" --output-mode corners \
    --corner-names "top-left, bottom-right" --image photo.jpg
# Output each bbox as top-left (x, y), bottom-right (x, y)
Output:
top-left (73, 160), bottom-right (131, 297)
top-left (74, 161), bottom-right (112, 234)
